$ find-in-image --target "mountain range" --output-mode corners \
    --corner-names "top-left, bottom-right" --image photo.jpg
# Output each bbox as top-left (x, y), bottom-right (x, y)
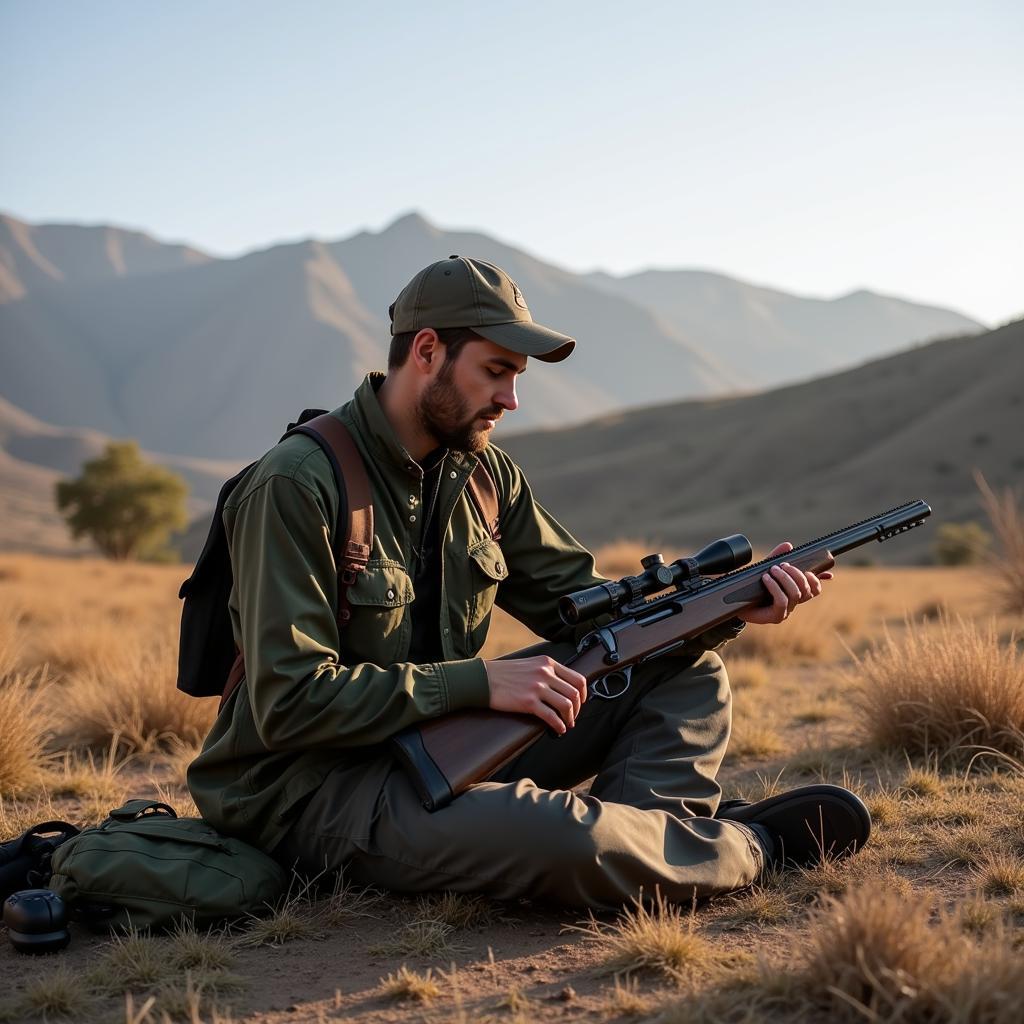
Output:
top-left (1, 211), bottom-right (980, 458)
top-left (0, 210), bottom-right (999, 558)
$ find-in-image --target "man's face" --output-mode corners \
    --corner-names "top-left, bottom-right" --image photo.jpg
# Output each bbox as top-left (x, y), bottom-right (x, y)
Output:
top-left (416, 338), bottom-right (526, 453)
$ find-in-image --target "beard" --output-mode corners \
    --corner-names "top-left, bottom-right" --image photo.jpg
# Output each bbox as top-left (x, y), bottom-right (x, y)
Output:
top-left (415, 360), bottom-right (501, 454)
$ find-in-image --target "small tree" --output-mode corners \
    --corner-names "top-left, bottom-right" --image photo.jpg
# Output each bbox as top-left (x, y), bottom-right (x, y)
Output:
top-left (55, 441), bottom-right (188, 560)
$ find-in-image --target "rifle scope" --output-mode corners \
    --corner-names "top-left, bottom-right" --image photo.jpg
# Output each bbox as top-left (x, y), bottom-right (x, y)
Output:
top-left (559, 534), bottom-right (752, 625)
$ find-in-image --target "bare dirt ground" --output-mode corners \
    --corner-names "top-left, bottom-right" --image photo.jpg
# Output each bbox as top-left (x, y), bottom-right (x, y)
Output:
top-left (1, 552), bottom-right (1022, 1023)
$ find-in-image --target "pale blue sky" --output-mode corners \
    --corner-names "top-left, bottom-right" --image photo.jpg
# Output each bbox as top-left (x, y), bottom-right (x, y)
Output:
top-left (3, 1), bottom-right (1022, 323)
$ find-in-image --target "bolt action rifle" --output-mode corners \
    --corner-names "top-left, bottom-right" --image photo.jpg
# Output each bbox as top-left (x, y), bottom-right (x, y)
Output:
top-left (391, 500), bottom-right (932, 811)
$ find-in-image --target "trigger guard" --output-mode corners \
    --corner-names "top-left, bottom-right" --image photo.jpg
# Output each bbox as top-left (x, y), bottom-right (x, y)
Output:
top-left (591, 665), bottom-right (632, 700)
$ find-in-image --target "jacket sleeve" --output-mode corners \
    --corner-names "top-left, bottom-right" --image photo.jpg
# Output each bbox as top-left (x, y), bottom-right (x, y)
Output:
top-left (227, 471), bottom-right (490, 752)
top-left (488, 448), bottom-right (744, 654)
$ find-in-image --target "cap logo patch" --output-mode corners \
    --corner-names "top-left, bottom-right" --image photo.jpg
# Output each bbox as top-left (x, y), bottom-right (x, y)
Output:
top-left (512, 282), bottom-right (528, 309)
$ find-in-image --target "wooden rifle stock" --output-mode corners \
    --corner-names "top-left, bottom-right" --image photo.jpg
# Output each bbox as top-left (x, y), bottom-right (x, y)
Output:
top-left (390, 500), bottom-right (931, 810)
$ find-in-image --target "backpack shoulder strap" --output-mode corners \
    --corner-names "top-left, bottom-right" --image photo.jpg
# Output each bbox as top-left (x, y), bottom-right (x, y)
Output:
top-left (283, 415), bottom-right (373, 627)
top-left (218, 415), bottom-right (374, 713)
top-left (467, 460), bottom-right (501, 541)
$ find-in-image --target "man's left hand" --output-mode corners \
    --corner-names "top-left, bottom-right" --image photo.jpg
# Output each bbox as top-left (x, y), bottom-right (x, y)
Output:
top-left (737, 542), bottom-right (833, 625)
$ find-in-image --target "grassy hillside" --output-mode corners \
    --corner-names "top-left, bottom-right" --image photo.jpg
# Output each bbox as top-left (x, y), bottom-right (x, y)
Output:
top-left (504, 318), bottom-right (1024, 562)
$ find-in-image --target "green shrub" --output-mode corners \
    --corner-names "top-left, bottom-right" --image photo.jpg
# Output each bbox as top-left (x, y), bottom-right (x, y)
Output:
top-left (933, 521), bottom-right (990, 565)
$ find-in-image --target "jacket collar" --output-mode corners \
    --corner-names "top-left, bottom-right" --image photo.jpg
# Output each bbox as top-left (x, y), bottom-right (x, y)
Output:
top-left (346, 372), bottom-right (479, 478)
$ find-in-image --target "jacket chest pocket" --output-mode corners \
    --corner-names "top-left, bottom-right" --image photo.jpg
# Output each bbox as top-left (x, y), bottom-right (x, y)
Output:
top-left (345, 562), bottom-right (414, 662)
top-left (465, 538), bottom-right (508, 652)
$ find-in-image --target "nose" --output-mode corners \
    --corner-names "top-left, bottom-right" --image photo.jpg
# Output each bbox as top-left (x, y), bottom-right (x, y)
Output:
top-left (494, 376), bottom-right (519, 412)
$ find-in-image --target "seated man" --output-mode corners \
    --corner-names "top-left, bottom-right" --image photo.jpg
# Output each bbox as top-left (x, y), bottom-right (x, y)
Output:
top-left (188, 256), bottom-right (869, 910)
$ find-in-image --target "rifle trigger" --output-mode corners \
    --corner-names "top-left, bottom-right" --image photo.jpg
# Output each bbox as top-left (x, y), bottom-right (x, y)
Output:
top-left (591, 665), bottom-right (632, 700)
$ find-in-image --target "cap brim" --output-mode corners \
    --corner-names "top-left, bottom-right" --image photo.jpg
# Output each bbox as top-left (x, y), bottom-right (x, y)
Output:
top-left (472, 320), bottom-right (576, 363)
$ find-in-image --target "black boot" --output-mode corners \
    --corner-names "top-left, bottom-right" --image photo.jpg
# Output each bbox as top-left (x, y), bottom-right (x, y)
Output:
top-left (718, 784), bottom-right (871, 868)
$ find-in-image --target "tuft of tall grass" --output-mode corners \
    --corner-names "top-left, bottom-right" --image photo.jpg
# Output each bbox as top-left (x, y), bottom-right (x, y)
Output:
top-left (570, 889), bottom-right (738, 982)
top-left (8, 963), bottom-right (98, 1020)
top-left (794, 884), bottom-right (959, 1021)
top-left (603, 976), bottom-right (655, 1016)
top-left (316, 872), bottom-right (385, 927)
top-left (848, 614), bottom-right (1024, 766)
top-left (414, 890), bottom-right (497, 930)
top-left (379, 965), bottom-right (443, 1002)
top-left (976, 471), bottom-right (1024, 613)
top-left (236, 890), bottom-right (323, 947)
top-left (61, 631), bottom-right (216, 753)
top-left (663, 885), bottom-right (1024, 1024)
top-left (369, 917), bottom-right (460, 958)
top-left (0, 608), bottom-right (26, 678)
top-left (971, 851), bottom-right (1024, 897)
top-left (0, 668), bottom-right (52, 795)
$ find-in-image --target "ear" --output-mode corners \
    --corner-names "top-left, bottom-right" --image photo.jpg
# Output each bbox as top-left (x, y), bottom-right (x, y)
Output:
top-left (410, 328), bottom-right (442, 375)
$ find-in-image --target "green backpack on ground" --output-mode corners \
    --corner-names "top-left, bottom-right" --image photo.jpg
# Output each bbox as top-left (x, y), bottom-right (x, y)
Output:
top-left (48, 800), bottom-right (286, 931)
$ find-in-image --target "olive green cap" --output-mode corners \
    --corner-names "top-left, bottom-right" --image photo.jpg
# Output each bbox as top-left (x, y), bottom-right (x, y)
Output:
top-left (388, 256), bottom-right (576, 363)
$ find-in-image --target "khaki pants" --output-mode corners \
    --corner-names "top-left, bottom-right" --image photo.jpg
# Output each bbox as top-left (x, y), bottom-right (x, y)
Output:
top-left (276, 647), bottom-right (764, 910)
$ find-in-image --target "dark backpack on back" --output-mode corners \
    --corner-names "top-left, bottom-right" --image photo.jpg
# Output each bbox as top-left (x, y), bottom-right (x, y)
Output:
top-left (176, 408), bottom-right (501, 706)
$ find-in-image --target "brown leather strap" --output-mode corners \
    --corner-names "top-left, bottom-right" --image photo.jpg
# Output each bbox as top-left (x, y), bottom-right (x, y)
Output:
top-left (219, 650), bottom-right (245, 713)
top-left (297, 415), bottom-right (373, 630)
top-left (219, 415), bottom-right (374, 712)
top-left (467, 462), bottom-right (501, 541)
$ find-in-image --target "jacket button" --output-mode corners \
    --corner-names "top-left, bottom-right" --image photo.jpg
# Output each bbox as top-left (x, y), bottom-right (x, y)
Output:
top-left (449, 470), bottom-right (458, 479)
top-left (409, 514), bottom-right (417, 523)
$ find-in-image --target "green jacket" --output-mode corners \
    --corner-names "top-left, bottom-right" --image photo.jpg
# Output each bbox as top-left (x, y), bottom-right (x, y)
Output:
top-left (188, 373), bottom-right (741, 851)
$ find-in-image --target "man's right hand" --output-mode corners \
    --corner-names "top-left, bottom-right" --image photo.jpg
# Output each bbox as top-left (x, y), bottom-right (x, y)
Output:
top-left (483, 656), bottom-right (588, 734)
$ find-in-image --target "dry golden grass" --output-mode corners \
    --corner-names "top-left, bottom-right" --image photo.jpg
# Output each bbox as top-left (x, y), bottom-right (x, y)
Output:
top-left (718, 883), bottom-right (793, 929)
top-left (726, 717), bottom-right (784, 759)
top-left (726, 656), bottom-right (769, 691)
top-left (972, 850), bottom-right (1024, 897)
top-left (0, 669), bottom-right (52, 795)
top-left (379, 965), bottom-right (443, 1002)
top-left (977, 471), bottom-right (1024, 613)
top-left (60, 629), bottom-right (216, 754)
top-left (369, 917), bottom-right (461, 958)
top-left (12, 963), bottom-right (98, 1020)
top-left (36, 619), bottom-right (132, 679)
top-left (592, 539), bottom-right (652, 580)
top-left (0, 791), bottom-right (62, 841)
top-left (670, 885), bottom-right (1024, 1024)
top-left (603, 976), bottom-right (657, 1016)
top-left (0, 610), bottom-right (25, 678)
top-left (929, 822), bottom-right (1001, 868)
top-left (2, 552), bottom-right (1022, 1024)
top-left (570, 889), bottom-right (742, 982)
top-left (730, 611), bottom-right (836, 664)
top-left (788, 884), bottom-right (961, 1021)
top-left (236, 890), bottom-right (324, 947)
top-left (316, 873), bottom-right (386, 927)
top-left (415, 890), bottom-right (497, 930)
top-left (87, 929), bottom-right (171, 993)
top-left (848, 614), bottom-right (1024, 766)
